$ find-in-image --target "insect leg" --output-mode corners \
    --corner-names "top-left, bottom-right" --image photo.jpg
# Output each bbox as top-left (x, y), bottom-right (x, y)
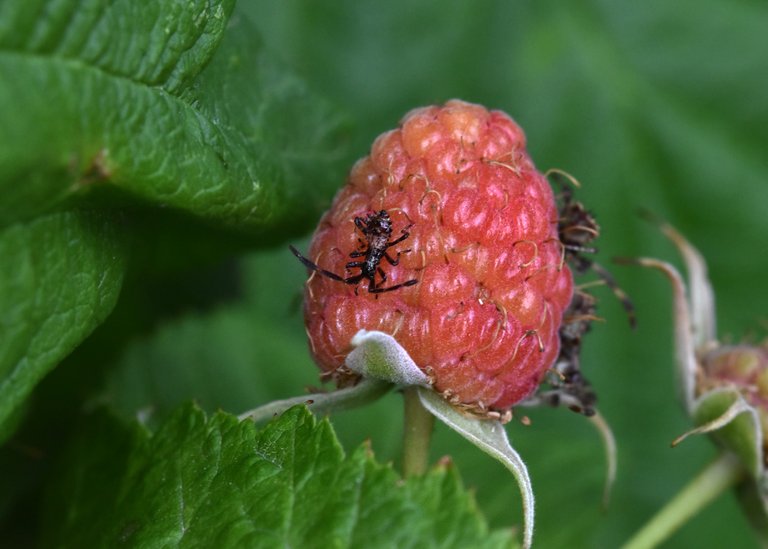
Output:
top-left (345, 260), bottom-right (367, 270)
top-left (383, 251), bottom-right (406, 266)
top-left (289, 245), bottom-right (347, 282)
top-left (369, 279), bottom-right (419, 294)
top-left (342, 273), bottom-right (365, 285)
top-left (386, 229), bottom-right (412, 248)
top-left (591, 261), bottom-right (637, 329)
top-left (564, 243), bottom-right (598, 256)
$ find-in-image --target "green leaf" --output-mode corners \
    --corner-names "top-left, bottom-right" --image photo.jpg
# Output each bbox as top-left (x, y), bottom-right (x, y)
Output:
top-left (0, 0), bottom-right (349, 437)
top-left (0, 210), bottom-right (124, 439)
top-left (42, 405), bottom-right (515, 548)
top-left (0, 0), bottom-right (233, 93)
top-left (0, 0), bottom-right (348, 236)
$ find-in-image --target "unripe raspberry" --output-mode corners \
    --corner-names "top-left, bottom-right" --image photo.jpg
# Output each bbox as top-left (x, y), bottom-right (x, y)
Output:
top-left (300, 100), bottom-right (573, 413)
top-left (699, 344), bottom-right (768, 449)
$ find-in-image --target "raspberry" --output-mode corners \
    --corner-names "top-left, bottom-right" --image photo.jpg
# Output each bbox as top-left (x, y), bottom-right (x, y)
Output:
top-left (300, 100), bottom-right (573, 412)
top-left (699, 345), bottom-right (768, 445)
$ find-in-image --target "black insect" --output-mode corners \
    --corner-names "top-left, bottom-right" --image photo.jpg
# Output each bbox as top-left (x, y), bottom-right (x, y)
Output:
top-left (290, 210), bottom-right (419, 294)
top-left (553, 174), bottom-right (636, 329)
top-left (543, 291), bottom-right (599, 415)
top-left (523, 172), bottom-right (637, 416)
top-left (557, 183), bottom-right (599, 272)
top-left (519, 291), bottom-right (599, 415)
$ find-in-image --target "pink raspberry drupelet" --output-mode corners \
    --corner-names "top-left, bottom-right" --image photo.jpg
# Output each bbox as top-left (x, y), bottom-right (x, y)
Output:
top-left (301, 100), bottom-right (574, 413)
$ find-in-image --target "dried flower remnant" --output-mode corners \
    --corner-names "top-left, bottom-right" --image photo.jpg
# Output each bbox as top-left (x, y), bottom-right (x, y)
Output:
top-left (627, 221), bottom-right (768, 488)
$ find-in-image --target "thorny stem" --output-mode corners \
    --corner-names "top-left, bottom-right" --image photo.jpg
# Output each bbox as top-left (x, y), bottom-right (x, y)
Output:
top-left (402, 387), bottom-right (435, 477)
top-left (621, 452), bottom-right (747, 549)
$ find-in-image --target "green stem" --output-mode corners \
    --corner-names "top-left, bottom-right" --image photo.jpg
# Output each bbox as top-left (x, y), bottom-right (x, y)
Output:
top-left (402, 387), bottom-right (435, 477)
top-left (621, 452), bottom-right (747, 549)
top-left (238, 379), bottom-right (391, 423)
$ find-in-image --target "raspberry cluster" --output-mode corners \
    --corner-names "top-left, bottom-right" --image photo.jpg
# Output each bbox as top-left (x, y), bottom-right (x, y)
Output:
top-left (300, 100), bottom-right (573, 413)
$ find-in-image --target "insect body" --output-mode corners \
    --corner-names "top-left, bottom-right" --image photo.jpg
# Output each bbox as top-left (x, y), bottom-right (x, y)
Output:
top-left (290, 210), bottom-right (419, 294)
top-left (547, 291), bottom-right (599, 415)
top-left (554, 175), bottom-right (636, 328)
top-left (557, 184), bottom-right (600, 271)
top-left (523, 172), bottom-right (636, 415)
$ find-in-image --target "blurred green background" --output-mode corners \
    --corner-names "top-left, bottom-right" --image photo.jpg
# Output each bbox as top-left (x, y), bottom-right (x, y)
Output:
top-left (5, 1), bottom-right (768, 547)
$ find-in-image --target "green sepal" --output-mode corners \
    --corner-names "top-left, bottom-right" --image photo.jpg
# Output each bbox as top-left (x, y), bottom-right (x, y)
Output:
top-left (692, 389), bottom-right (763, 480)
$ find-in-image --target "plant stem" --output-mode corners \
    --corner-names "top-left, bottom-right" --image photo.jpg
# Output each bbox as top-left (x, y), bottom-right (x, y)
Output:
top-left (621, 452), bottom-right (747, 549)
top-left (238, 379), bottom-right (390, 423)
top-left (402, 387), bottom-right (435, 477)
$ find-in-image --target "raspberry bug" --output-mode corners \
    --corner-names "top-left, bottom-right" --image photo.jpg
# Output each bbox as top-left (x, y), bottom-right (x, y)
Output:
top-left (290, 209), bottom-right (419, 294)
top-left (549, 169), bottom-right (636, 329)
